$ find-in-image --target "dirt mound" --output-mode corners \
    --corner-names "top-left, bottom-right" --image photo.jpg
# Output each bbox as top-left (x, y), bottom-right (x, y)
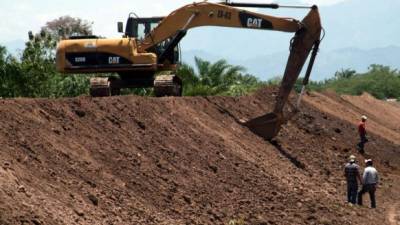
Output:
top-left (0, 88), bottom-right (399, 225)
top-left (304, 91), bottom-right (400, 144)
top-left (342, 93), bottom-right (400, 135)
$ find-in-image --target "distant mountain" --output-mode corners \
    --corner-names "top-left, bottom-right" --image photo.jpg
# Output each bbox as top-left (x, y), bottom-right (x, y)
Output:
top-left (180, 0), bottom-right (400, 80)
top-left (320, 0), bottom-right (400, 51)
top-left (313, 46), bottom-right (400, 79)
top-left (182, 45), bottom-right (400, 81)
top-left (180, 0), bottom-right (400, 66)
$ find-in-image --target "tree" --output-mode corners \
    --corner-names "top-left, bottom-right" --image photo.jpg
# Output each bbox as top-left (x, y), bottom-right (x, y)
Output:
top-left (41, 15), bottom-right (93, 40)
top-left (308, 65), bottom-right (400, 100)
top-left (334, 68), bottom-right (356, 79)
top-left (177, 57), bottom-right (264, 96)
top-left (0, 46), bottom-right (13, 97)
top-left (0, 16), bottom-right (95, 98)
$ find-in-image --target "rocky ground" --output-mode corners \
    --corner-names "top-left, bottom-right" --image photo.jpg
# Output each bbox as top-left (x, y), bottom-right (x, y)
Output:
top-left (0, 88), bottom-right (399, 225)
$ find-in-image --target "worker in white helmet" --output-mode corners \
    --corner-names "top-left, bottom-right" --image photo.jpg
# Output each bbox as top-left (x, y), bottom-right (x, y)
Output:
top-left (358, 159), bottom-right (379, 208)
top-left (344, 155), bottom-right (362, 204)
top-left (357, 115), bottom-right (368, 154)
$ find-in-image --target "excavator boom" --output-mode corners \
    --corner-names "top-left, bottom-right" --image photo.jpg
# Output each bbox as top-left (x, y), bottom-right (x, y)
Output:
top-left (138, 2), bottom-right (303, 52)
top-left (140, 2), bottom-right (322, 139)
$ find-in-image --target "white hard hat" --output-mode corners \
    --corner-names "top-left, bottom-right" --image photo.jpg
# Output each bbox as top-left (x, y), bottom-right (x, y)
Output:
top-left (349, 155), bottom-right (356, 162)
top-left (361, 115), bottom-right (368, 120)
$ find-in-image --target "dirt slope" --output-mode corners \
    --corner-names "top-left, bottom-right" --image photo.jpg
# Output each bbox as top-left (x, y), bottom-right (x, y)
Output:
top-left (0, 88), bottom-right (399, 225)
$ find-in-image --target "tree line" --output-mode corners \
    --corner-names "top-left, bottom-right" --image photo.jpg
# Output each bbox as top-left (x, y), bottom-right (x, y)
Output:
top-left (0, 16), bottom-right (92, 98)
top-left (1, 16), bottom-right (399, 100)
top-left (298, 65), bottom-right (400, 100)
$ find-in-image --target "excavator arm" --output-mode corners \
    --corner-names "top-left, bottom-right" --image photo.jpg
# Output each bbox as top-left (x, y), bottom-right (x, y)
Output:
top-left (244, 5), bottom-right (322, 139)
top-left (138, 2), bottom-right (303, 52)
top-left (139, 2), bottom-right (322, 140)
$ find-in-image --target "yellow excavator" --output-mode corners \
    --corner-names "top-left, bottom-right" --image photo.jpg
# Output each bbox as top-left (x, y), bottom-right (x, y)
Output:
top-left (56, 1), bottom-right (322, 139)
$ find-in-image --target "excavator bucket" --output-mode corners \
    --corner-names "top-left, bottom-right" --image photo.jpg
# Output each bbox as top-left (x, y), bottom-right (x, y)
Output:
top-left (244, 6), bottom-right (322, 140)
top-left (244, 112), bottom-right (282, 140)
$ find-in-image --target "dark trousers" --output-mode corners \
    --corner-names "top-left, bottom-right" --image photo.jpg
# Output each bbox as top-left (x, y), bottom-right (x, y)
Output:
top-left (357, 134), bottom-right (368, 153)
top-left (347, 183), bottom-right (358, 204)
top-left (357, 184), bottom-right (376, 208)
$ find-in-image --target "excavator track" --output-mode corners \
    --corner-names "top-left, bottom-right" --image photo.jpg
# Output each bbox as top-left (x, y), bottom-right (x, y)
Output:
top-left (154, 75), bottom-right (182, 97)
top-left (89, 77), bottom-right (121, 97)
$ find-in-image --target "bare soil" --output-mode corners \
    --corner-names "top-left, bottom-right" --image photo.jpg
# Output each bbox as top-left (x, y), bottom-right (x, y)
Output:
top-left (0, 88), bottom-right (399, 225)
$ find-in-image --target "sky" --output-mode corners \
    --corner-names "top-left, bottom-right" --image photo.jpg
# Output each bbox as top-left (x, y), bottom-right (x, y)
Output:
top-left (0, 0), bottom-right (347, 44)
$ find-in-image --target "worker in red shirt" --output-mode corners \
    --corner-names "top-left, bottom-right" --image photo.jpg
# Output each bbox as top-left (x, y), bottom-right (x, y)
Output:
top-left (357, 115), bottom-right (368, 154)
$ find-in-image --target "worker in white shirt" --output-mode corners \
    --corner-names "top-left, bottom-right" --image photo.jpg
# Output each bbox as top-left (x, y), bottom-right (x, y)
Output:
top-left (357, 159), bottom-right (379, 208)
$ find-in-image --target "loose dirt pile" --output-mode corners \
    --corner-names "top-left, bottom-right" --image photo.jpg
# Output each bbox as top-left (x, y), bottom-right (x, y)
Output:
top-left (0, 88), bottom-right (398, 225)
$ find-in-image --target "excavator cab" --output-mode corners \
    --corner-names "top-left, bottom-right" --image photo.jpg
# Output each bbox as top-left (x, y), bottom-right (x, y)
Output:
top-left (123, 15), bottom-right (164, 39)
top-left (119, 15), bottom-right (181, 65)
